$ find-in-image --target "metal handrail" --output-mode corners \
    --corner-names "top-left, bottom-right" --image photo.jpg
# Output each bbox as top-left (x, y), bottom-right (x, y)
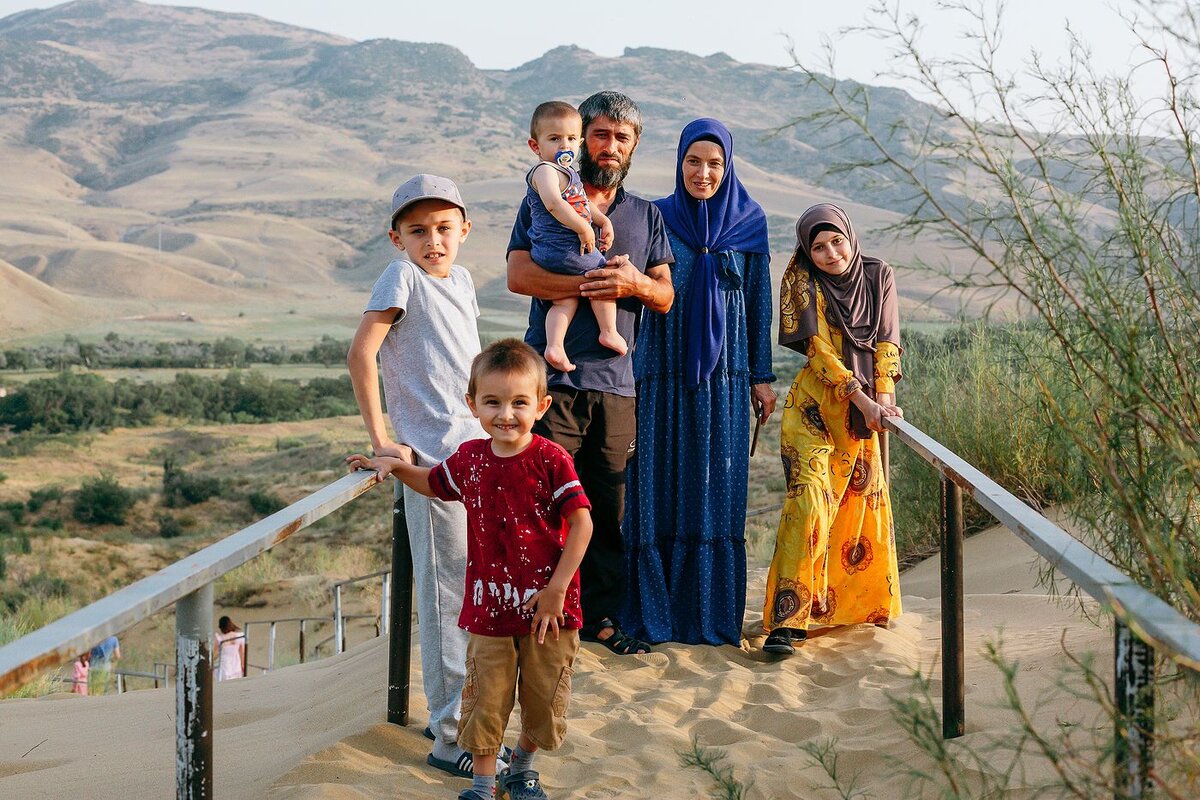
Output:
top-left (884, 416), bottom-right (1199, 798)
top-left (0, 469), bottom-right (389, 798)
top-left (0, 471), bottom-right (377, 694)
top-left (885, 418), bottom-right (1200, 670)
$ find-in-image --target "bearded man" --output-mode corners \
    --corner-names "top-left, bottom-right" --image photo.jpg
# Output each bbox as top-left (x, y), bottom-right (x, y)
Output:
top-left (506, 90), bottom-right (674, 656)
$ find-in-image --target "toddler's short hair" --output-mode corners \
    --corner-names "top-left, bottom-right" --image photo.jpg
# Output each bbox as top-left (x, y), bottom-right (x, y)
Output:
top-left (468, 338), bottom-right (547, 398)
top-left (530, 101), bottom-right (581, 139)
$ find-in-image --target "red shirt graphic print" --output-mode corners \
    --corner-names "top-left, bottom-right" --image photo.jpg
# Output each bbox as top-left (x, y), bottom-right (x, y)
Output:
top-left (428, 435), bottom-right (591, 636)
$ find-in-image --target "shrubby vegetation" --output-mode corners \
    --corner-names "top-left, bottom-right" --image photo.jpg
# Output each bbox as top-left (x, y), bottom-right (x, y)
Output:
top-left (72, 474), bottom-right (136, 526)
top-left (0, 370), bottom-right (357, 432)
top-left (1, 333), bottom-right (350, 372)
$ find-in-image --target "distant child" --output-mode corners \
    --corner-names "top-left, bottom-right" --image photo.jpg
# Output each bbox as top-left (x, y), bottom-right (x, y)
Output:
top-left (215, 616), bottom-right (245, 681)
top-left (347, 339), bottom-right (594, 800)
top-left (525, 101), bottom-right (623, 373)
top-left (72, 651), bottom-right (89, 695)
top-left (346, 173), bottom-right (489, 778)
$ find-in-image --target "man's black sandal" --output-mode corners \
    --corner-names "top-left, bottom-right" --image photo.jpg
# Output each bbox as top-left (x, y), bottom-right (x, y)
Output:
top-left (581, 617), bottom-right (653, 655)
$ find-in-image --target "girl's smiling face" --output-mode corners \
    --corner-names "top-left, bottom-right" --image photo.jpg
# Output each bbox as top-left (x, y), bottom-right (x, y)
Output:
top-left (809, 229), bottom-right (853, 276)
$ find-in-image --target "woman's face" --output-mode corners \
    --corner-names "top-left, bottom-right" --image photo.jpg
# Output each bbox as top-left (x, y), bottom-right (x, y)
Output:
top-left (681, 140), bottom-right (725, 201)
top-left (808, 229), bottom-right (853, 275)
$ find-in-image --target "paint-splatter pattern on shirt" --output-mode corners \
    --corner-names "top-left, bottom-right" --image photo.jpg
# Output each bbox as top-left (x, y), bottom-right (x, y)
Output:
top-left (429, 435), bottom-right (591, 636)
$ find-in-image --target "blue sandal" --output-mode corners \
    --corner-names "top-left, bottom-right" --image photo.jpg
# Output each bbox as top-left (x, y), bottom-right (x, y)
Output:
top-left (501, 768), bottom-right (550, 800)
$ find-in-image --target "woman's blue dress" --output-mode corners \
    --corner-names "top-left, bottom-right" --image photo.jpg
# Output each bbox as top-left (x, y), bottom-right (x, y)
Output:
top-left (623, 232), bottom-right (774, 645)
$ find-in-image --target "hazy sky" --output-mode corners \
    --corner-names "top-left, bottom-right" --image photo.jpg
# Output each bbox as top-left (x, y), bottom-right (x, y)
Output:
top-left (0, 0), bottom-right (1169, 111)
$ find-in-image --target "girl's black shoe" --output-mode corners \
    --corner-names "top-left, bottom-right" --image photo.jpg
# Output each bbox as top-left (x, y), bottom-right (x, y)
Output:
top-left (763, 627), bottom-right (806, 656)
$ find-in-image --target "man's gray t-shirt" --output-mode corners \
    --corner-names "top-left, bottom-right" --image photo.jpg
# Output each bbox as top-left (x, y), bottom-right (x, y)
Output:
top-left (366, 258), bottom-right (482, 466)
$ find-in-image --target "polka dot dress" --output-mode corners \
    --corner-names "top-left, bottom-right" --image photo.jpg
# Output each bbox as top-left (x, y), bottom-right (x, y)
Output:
top-left (622, 235), bottom-right (775, 645)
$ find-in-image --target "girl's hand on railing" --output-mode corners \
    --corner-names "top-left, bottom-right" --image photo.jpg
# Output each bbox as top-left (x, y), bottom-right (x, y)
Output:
top-left (881, 404), bottom-right (903, 419)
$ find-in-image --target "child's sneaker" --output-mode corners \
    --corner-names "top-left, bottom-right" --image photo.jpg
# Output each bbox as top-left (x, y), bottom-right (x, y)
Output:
top-left (500, 769), bottom-right (549, 800)
top-left (458, 790), bottom-right (493, 800)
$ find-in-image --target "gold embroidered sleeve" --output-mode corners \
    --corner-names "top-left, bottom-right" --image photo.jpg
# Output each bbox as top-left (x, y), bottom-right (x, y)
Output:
top-left (874, 340), bottom-right (902, 395)
top-left (807, 334), bottom-right (861, 399)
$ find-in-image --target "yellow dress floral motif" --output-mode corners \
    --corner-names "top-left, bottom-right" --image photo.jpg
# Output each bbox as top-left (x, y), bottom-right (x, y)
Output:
top-left (764, 284), bottom-right (902, 632)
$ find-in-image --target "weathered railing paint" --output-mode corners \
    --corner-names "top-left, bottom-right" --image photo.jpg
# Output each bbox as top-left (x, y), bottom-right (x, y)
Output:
top-left (176, 584), bottom-right (213, 800)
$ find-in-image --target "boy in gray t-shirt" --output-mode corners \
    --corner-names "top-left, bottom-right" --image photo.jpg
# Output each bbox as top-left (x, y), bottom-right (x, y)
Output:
top-left (347, 174), bottom-right (495, 779)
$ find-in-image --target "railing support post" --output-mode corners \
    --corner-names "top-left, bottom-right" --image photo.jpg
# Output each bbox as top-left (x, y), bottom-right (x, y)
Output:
top-left (299, 619), bottom-right (306, 664)
top-left (268, 622), bottom-right (277, 671)
top-left (176, 583), bottom-right (213, 799)
top-left (940, 476), bottom-right (965, 739)
top-left (388, 480), bottom-right (413, 726)
top-left (1114, 622), bottom-right (1154, 799)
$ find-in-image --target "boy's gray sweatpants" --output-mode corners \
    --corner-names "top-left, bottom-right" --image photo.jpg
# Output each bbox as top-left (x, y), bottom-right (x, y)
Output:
top-left (400, 481), bottom-right (469, 745)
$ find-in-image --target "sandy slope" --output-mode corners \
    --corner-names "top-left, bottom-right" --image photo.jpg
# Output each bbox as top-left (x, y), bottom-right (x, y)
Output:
top-left (0, 525), bottom-right (1110, 800)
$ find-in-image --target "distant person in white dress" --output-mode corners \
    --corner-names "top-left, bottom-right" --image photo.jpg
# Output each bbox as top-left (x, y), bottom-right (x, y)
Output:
top-left (215, 616), bottom-right (245, 681)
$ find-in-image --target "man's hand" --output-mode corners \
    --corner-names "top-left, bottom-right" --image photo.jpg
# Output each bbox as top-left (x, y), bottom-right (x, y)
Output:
top-left (580, 255), bottom-right (643, 301)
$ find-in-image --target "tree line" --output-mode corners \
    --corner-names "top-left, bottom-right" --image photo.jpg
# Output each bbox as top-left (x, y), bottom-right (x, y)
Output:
top-left (0, 333), bottom-right (350, 372)
top-left (0, 370), bottom-right (358, 432)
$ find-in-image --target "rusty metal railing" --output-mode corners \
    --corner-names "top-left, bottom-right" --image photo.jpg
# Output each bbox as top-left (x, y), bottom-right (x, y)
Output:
top-left (884, 417), bottom-right (1200, 799)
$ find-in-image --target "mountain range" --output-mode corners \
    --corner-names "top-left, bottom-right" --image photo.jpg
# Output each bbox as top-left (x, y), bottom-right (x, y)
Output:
top-left (0, 0), bottom-right (980, 342)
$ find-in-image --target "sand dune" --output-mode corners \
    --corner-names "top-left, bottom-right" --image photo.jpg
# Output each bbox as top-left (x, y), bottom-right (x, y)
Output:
top-left (0, 525), bottom-right (1110, 799)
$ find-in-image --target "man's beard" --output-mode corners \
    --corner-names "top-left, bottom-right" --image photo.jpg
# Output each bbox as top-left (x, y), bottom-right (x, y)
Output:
top-left (579, 142), bottom-right (630, 190)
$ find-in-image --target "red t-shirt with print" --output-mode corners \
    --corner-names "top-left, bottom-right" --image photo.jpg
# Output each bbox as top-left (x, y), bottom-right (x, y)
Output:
top-left (428, 435), bottom-right (591, 636)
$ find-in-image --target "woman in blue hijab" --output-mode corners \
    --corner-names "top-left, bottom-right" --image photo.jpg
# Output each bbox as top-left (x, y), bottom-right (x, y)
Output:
top-left (623, 118), bottom-right (776, 645)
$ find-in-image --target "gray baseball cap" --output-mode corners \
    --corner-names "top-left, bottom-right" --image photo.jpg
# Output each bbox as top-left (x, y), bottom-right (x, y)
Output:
top-left (390, 173), bottom-right (466, 226)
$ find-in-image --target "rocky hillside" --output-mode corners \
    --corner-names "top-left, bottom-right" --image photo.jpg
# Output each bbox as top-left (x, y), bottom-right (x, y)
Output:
top-left (0, 0), bottom-right (972, 339)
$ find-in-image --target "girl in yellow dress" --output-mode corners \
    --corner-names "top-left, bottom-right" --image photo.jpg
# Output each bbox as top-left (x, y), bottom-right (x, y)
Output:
top-left (763, 203), bottom-right (904, 656)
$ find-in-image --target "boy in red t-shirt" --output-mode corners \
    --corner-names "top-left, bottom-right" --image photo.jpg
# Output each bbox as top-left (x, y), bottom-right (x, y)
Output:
top-left (348, 338), bottom-right (592, 800)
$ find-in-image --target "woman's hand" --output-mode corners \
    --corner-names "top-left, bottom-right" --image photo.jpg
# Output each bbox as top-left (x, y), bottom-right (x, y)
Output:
top-left (751, 383), bottom-right (777, 424)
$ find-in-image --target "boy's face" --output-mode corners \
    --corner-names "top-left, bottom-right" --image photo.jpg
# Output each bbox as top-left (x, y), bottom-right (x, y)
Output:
top-left (388, 199), bottom-right (470, 277)
top-left (466, 369), bottom-right (552, 452)
top-left (528, 114), bottom-right (583, 164)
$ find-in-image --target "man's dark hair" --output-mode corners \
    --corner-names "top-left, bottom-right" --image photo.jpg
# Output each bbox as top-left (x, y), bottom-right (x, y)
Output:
top-left (530, 101), bottom-right (580, 139)
top-left (578, 91), bottom-right (643, 138)
top-left (467, 338), bottom-right (547, 398)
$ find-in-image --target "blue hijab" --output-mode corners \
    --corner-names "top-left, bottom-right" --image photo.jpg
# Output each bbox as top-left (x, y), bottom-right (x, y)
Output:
top-left (654, 118), bottom-right (770, 388)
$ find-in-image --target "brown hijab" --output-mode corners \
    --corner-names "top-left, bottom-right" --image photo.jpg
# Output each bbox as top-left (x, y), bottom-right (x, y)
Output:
top-left (779, 203), bottom-right (900, 438)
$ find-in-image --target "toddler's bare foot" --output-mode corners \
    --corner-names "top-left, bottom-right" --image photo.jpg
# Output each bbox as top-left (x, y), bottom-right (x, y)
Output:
top-left (598, 330), bottom-right (628, 356)
top-left (544, 345), bottom-right (575, 372)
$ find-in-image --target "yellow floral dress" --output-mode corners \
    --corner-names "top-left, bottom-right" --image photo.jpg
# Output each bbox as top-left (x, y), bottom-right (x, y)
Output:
top-left (763, 283), bottom-right (902, 633)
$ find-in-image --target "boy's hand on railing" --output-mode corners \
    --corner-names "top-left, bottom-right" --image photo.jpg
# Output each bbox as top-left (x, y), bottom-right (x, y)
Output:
top-left (524, 586), bottom-right (567, 644)
top-left (345, 453), bottom-right (392, 484)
